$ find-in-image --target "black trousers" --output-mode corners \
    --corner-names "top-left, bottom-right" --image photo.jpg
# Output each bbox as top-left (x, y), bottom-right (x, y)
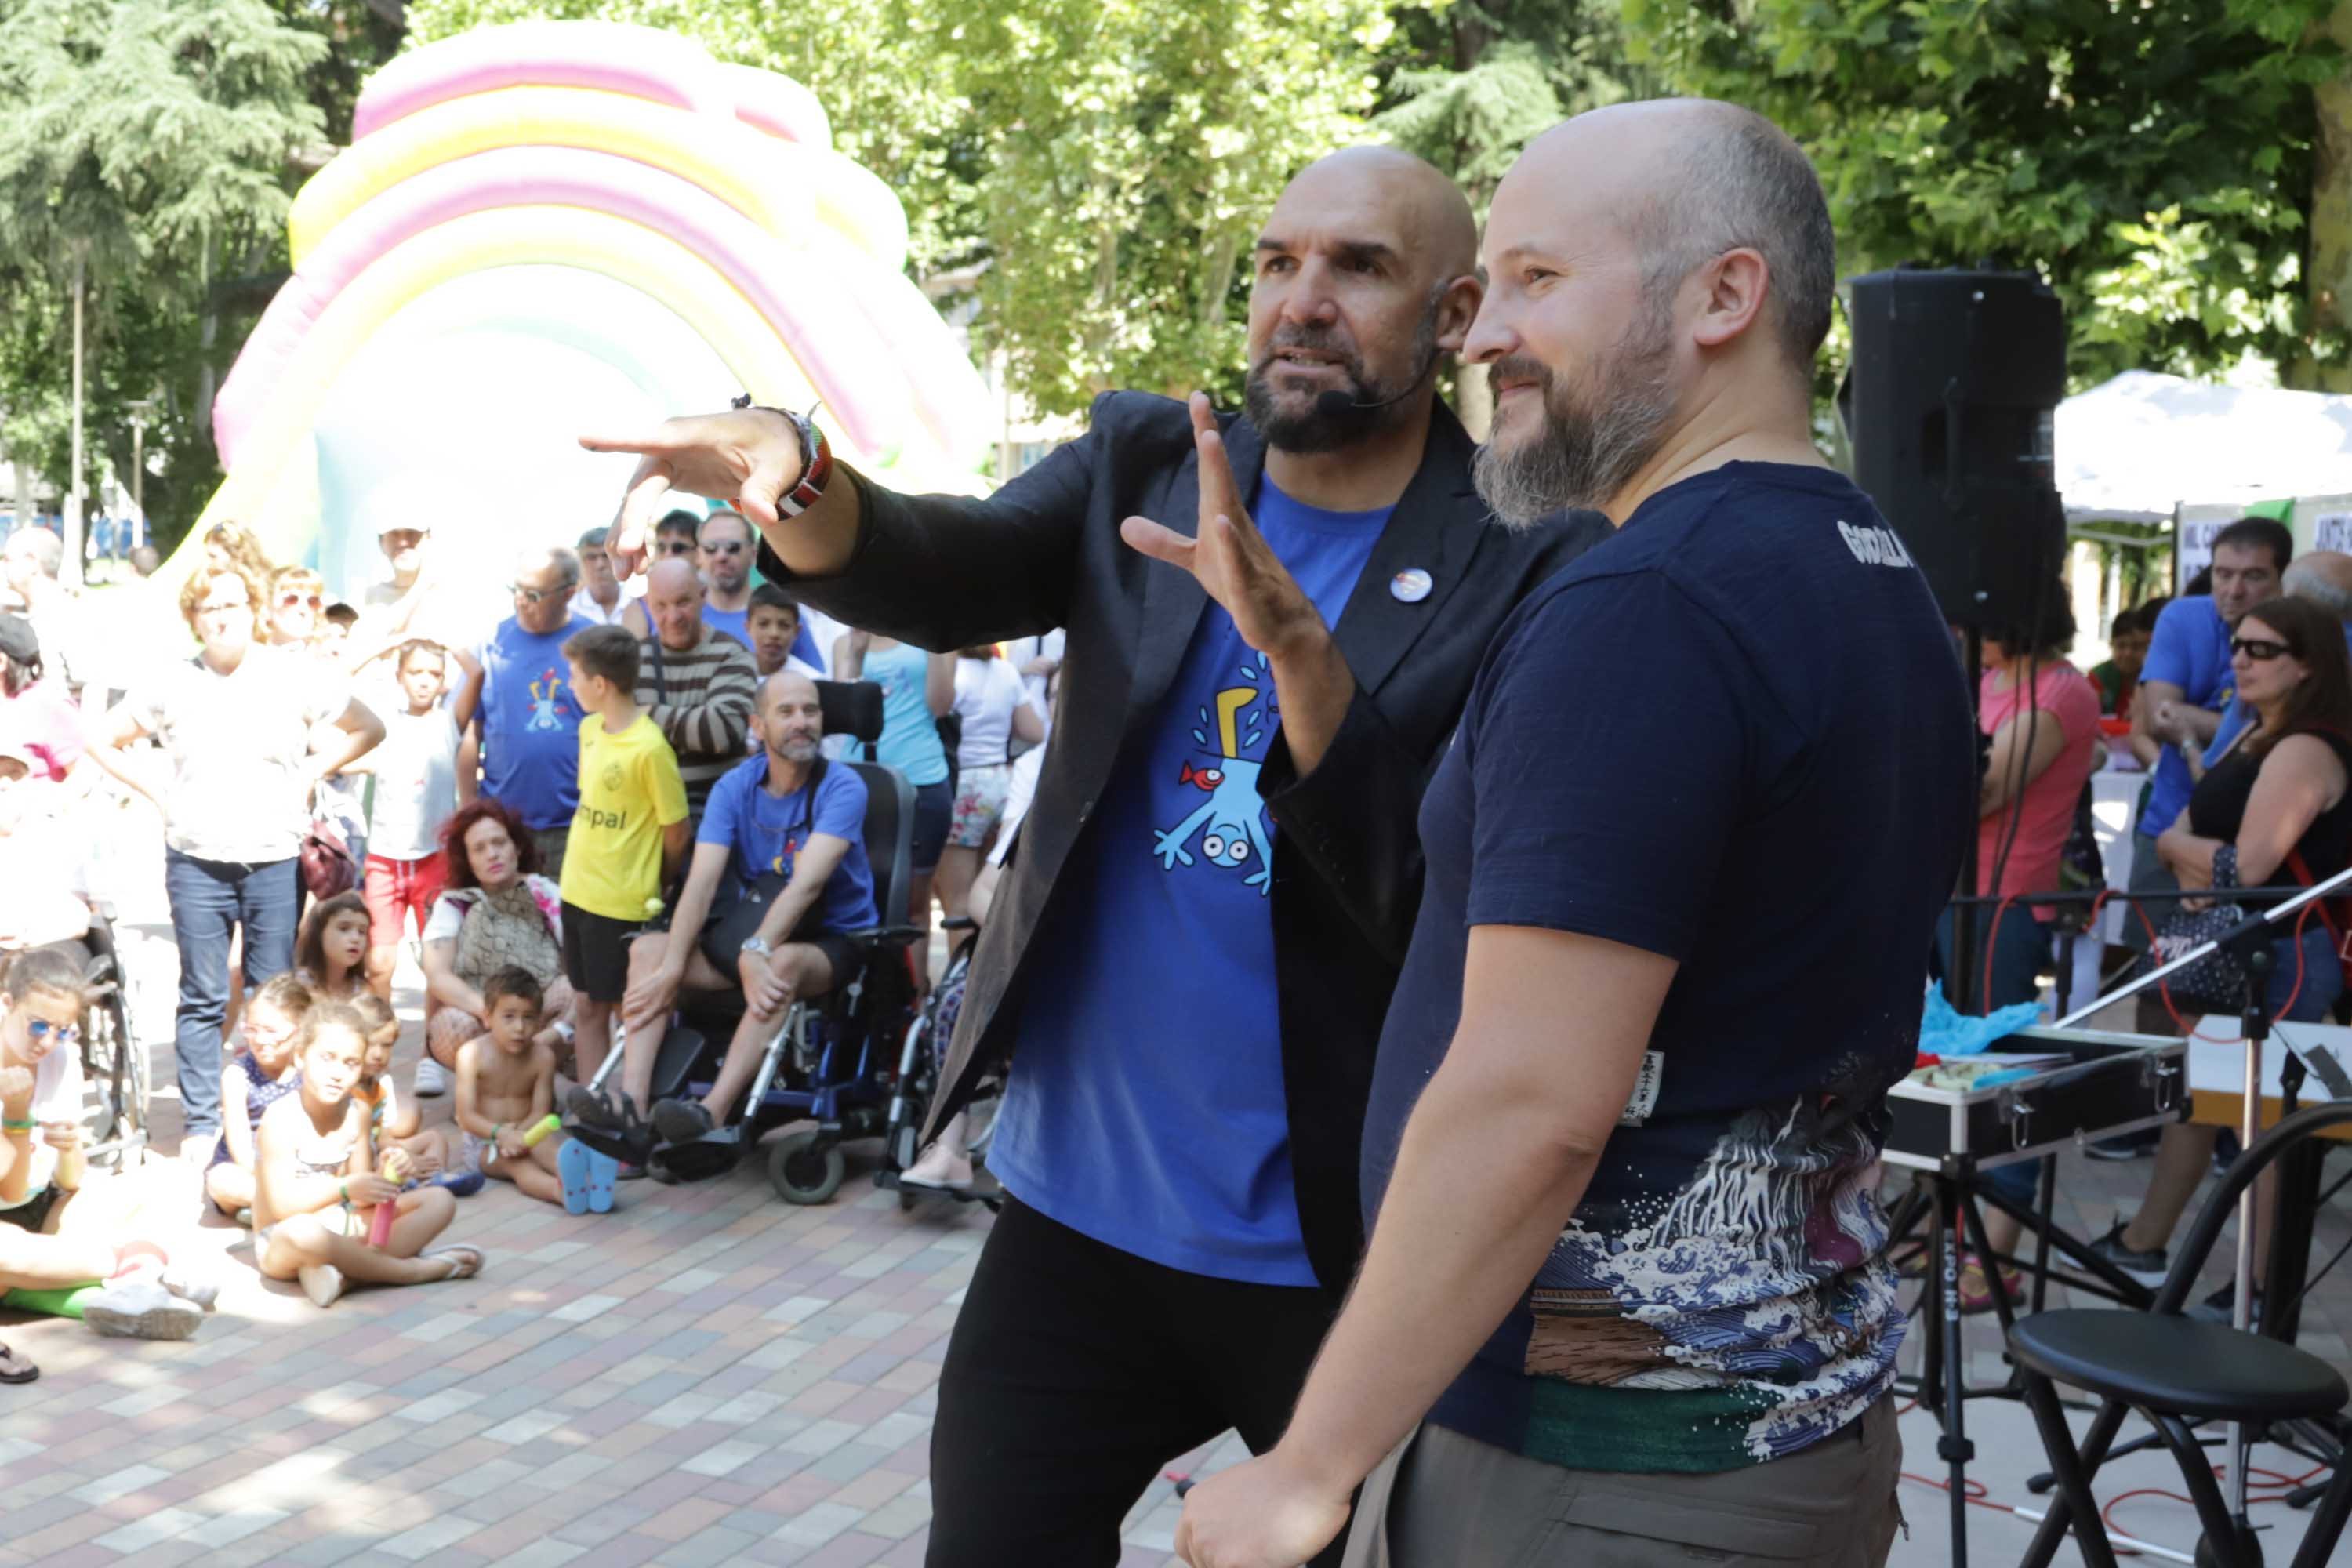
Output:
top-left (926, 1195), bottom-right (1345, 1568)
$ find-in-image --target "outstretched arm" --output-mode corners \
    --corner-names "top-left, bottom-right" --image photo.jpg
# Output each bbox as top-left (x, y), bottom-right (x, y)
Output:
top-left (584, 400), bottom-right (1110, 649)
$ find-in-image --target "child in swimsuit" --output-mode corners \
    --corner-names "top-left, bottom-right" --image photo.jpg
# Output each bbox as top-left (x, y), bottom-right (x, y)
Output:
top-left (347, 994), bottom-right (452, 1184)
top-left (456, 967), bottom-right (612, 1210)
top-left (206, 973), bottom-right (311, 1222)
top-left (252, 1003), bottom-right (481, 1307)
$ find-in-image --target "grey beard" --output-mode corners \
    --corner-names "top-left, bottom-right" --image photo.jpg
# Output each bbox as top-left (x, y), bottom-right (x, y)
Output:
top-left (1474, 317), bottom-right (1679, 528)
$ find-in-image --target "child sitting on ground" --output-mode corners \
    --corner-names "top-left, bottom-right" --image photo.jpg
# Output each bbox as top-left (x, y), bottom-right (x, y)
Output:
top-left (456, 967), bottom-right (615, 1212)
top-left (206, 972), bottom-right (312, 1223)
top-left (1, 948), bottom-right (214, 1352)
top-left (347, 994), bottom-right (466, 1192)
top-left (253, 1001), bottom-right (482, 1307)
top-left (295, 891), bottom-right (372, 1004)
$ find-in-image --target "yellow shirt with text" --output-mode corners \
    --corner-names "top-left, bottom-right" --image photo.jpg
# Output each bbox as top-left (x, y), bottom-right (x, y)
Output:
top-left (560, 713), bottom-right (689, 921)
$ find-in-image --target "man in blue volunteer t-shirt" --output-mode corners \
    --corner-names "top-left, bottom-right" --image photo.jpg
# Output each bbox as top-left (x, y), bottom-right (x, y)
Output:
top-left (569, 669), bottom-right (877, 1152)
top-left (2129, 517), bottom-right (2288, 939)
top-left (454, 546), bottom-right (593, 875)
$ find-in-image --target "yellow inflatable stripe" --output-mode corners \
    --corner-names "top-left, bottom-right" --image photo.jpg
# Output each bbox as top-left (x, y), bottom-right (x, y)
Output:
top-left (201, 206), bottom-right (828, 570)
top-left (290, 86), bottom-right (908, 274)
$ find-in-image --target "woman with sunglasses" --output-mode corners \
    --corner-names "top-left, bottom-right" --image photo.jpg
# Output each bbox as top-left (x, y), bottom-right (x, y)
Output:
top-left (2090, 594), bottom-right (2352, 1320)
top-left (0, 947), bottom-right (216, 1356)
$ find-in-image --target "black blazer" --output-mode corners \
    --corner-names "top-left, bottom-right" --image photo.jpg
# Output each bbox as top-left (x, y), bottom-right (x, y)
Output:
top-left (764, 392), bottom-right (1608, 1289)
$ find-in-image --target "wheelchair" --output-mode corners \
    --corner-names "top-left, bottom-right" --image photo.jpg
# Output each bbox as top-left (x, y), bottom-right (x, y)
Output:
top-left (571, 681), bottom-right (926, 1203)
top-left (74, 901), bottom-right (147, 1169)
top-left (873, 914), bottom-right (1002, 1211)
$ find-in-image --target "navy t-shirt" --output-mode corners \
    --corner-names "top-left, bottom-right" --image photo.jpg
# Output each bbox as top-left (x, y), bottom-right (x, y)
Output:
top-left (1363, 463), bottom-right (1973, 1473)
top-left (697, 754), bottom-right (879, 935)
top-left (477, 614), bottom-right (595, 830)
top-left (988, 477), bottom-right (1391, 1285)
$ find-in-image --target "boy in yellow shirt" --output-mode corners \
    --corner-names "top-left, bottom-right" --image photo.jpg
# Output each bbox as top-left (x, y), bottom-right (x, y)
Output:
top-left (558, 625), bottom-right (691, 1083)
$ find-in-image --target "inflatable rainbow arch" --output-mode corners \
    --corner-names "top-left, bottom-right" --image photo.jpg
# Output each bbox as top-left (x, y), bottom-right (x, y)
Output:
top-left (173, 20), bottom-right (993, 601)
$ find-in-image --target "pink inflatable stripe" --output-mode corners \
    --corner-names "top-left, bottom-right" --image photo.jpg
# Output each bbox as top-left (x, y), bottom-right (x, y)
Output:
top-left (213, 147), bottom-right (920, 468)
top-left (353, 22), bottom-right (731, 142)
top-left (718, 62), bottom-right (833, 151)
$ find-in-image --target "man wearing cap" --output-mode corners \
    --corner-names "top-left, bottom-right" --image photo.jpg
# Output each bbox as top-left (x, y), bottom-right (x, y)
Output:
top-left (0, 615), bottom-right (83, 789)
top-left (586, 147), bottom-right (1610, 1563)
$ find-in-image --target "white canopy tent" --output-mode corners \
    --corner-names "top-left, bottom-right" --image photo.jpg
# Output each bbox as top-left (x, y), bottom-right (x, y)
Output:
top-left (2056, 369), bottom-right (2352, 526)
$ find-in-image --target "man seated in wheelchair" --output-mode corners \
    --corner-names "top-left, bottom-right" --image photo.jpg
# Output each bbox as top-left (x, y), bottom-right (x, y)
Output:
top-left (0, 733), bottom-right (92, 967)
top-left (568, 671), bottom-right (878, 1155)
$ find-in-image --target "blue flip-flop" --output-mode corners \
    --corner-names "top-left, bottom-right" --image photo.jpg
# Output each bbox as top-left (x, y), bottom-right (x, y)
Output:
top-left (557, 1138), bottom-right (593, 1215)
top-left (585, 1146), bottom-right (619, 1214)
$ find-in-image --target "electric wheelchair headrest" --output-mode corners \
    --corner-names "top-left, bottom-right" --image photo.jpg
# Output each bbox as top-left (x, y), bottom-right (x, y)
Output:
top-left (815, 678), bottom-right (884, 746)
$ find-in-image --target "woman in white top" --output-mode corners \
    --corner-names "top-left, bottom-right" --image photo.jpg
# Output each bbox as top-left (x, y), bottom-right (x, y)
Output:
top-left (938, 646), bottom-right (1043, 923)
top-left (86, 563), bottom-right (383, 1158)
top-left (336, 640), bottom-right (461, 998)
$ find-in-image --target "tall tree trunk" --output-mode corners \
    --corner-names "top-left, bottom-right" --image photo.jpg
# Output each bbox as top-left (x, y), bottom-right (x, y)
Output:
top-left (196, 238), bottom-right (219, 445)
top-left (65, 249), bottom-right (85, 587)
top-left (2299, 1), bottom-right (2352, 390)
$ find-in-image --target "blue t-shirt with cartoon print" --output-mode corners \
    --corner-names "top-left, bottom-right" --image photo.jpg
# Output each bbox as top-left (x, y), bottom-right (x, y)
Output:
top-left (476, 614), bottom-right (595, 830)
top-left (987, 477), bottom-right (1392, 1285)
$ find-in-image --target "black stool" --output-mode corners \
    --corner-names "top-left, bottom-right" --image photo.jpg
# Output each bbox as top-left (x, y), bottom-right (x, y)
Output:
top-left (2009, 1101), bottom-right (2352, 1567)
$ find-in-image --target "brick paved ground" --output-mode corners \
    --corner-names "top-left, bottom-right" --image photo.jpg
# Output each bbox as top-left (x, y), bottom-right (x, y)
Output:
top-left (2, 804), bottom-right (2345, 1566)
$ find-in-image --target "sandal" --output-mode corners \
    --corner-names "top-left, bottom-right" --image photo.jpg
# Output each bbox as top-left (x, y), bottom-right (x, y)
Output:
top-left (0, 1340), bottom-right (37, 1385)
top-left (557, 1138), bottom-right (593, 1215)
top-left (421, 1246), bottom-right (484, 1283)
top-left (585, 1146), bottom-right (618, 1214)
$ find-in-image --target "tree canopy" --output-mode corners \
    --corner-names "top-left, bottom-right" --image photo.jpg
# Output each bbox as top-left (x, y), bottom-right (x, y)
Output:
top-left (5, 0), bottom-right (2350, 549)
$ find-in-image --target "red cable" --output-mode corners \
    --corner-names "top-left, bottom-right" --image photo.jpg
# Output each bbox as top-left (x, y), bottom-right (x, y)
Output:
top-left (2128, 901), bottom-right (2314, 1041)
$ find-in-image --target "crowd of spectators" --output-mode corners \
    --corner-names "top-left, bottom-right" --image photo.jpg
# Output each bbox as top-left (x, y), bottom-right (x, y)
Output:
top-left (0, 501), bottom-right (1053, 1352)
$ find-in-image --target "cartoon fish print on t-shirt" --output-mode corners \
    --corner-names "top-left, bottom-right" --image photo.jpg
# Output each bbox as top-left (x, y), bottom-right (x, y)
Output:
top-left (1152, 652), bottom-right (1277, 895)
top-left (528, 668), bottom-right (572, 732)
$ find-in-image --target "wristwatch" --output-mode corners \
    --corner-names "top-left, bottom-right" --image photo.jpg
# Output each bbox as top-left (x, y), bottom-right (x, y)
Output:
top-left (730, 395), bottom-right (832, 517)
top-left (739, 936), bottom-right (773, 957)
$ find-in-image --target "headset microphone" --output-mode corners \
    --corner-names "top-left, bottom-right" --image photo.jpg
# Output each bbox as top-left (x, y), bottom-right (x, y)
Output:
top-left (1308, 339), bottom-right (1445, 422)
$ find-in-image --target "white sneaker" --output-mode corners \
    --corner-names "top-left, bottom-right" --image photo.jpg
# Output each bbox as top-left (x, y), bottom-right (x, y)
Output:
top-left (413, 1058), bottom-right (451, 1098)
top-left (82, 1279), bottom-right (204, 1341)
top-left (158, 1268), bottom-right (220, 1312)
top-left (298, 1263), bottom-right (346, 1308)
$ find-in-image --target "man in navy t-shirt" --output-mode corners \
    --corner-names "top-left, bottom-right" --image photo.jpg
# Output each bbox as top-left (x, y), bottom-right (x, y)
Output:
top-left (575, 669), bottom-right (877, 1151)
top-left (583, 146), bottom-right (1612, 1565)
top-left (453, 547), bottom-right (592, 876)
top-left (1174, 101), bottom-right (1974, 1568)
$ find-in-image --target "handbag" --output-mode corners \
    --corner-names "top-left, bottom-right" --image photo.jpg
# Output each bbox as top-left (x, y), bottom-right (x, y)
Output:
top-left (300, 813), bottom-right (358, 900)
top-left (2135, 843), bottom-right (2249, 1014)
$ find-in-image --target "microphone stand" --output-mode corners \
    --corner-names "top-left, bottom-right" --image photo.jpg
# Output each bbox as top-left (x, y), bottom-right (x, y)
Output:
top-left (2051, 858), bottom-right (2352, 1539)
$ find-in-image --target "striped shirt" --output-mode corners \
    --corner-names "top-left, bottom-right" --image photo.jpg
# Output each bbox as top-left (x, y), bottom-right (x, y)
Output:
top-left (635, 626), bottom-right (757, 812)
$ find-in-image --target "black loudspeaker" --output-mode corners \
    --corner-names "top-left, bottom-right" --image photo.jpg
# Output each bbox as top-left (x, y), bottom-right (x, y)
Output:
top-left (1840, 267), bottom-right (2067, 630)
